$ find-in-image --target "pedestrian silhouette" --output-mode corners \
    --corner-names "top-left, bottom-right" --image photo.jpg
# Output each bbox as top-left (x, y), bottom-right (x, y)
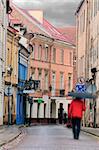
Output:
top-left (58, 103), bottom-right (64, 124)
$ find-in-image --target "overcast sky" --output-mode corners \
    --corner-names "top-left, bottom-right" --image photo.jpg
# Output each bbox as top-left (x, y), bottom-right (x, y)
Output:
top-left (13, 0), bottom-right (81, 27)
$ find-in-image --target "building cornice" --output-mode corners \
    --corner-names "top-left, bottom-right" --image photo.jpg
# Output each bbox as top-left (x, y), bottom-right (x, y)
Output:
top-left (53, 39), bottom-right (75, 49)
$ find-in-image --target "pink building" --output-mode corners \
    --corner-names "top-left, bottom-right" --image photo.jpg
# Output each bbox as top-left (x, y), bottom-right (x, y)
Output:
top-left (10, 2), bottom-right (75, 123)
top-left (58, 27), bottom-right (77, 86)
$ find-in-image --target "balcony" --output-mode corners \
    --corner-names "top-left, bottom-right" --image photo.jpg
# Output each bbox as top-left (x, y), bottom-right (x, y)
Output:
top-left (29, 88), bottom-right (65, 97)
top-left (51, 89), bottom-right (65, 97)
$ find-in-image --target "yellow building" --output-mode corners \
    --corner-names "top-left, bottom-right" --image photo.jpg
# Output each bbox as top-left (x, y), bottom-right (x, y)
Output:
top-left (4, 27), bottom-right (19, 124)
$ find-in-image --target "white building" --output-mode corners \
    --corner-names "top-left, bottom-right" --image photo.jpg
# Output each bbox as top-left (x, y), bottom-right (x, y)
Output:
top-left (0, 0), bottom-right (7, 125)
top-left (76, 0), bottom-right (99, 127)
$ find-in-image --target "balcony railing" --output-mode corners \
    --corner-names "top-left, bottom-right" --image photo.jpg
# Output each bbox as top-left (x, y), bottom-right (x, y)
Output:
top-left (32, 89), bottom-right (65, 97)
top-left (51, 89), bottom-right (65, 97)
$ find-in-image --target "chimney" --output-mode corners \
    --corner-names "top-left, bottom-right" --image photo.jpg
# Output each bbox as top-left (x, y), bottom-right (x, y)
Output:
top-left (28, 10), bottom-right (43, 24)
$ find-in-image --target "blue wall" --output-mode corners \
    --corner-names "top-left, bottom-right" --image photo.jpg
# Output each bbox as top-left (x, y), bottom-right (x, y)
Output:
top-left (16, 63), bottom-right (27, 124)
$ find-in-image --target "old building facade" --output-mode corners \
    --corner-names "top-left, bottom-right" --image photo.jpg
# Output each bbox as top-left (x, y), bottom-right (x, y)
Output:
top-left (10, 2), bottom-right (75, 124)
top-left (4, 27), bottom-right (19, 124)
top-left (0, 0), bottom-right (7, 125)
top-left (76, 0), bottom-right (99, 127)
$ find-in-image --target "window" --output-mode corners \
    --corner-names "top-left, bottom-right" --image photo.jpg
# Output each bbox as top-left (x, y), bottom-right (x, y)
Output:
top-left (97, 40), bottom-right (98, 59)
top-left (38, 69), bottom-right (42, 89)
top-left (52, 72), bottom-right (56, 96)
top-left (69, 52), bottom-right (72, 65)
top-left (80, 10), bottom-right (85, 33)
top-left (7, 48), bottom-right (10, 65)
top-left (68, 73), bottom-right (72, 92)
top-left (94, 0), bottom-right (97, 16)
top-left (44, 70), bottom-right (48, 90)
top-left (83, 10), bottom-right (85, 32)
top-left (0, 26), bottom-right (3, 57)
top-left (52, 48), bottom-right (56, 63)
top-left (60, 72), bottom-right (64, 89)
top-left (14, 46), bottom-right (17, 76)
top-left (80, 56), bottom-right (85, 76)
top-left (91, 0), bottom-right (94, 19)
top-left (93, 45), bottom-right (97, 63)
top-left (38, 45), bottom-right (42, 60)
top-left (98, 39), bottom-right (99, 60)
top-left (60, 49), bottom-right (64, 64)
top-left (45, 46), bottom-right (48, 61)
top-left (90, 47), bottom-right (93, 64)
top-left (98, 0), bottom-right (99, 11)
top-left (0, 3), bottom-right (4, 26)
top-left (31, 68), bottom-right (35, 80)
top-left (31, 44), bottom-right (35, 59)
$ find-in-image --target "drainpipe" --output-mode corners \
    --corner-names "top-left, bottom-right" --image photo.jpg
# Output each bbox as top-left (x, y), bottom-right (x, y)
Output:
top-left (84, 0), bottom-right (88, 127)
top-left (48, 39), bottom-right (54, 122)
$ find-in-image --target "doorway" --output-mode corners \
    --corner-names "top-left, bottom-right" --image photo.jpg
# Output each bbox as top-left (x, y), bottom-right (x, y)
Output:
top-left (50, 100), bottom-right (56, 123)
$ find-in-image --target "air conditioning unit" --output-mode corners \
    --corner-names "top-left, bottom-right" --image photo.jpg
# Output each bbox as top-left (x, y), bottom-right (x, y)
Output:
top-left (60, 89), bottom-right (65, 97)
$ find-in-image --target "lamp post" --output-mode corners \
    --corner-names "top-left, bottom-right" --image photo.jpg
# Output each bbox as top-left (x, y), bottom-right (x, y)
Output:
top-left (91, 68), bottom-right (97, 128)
top-left (7, 66), bottom-right (13, 126)
top-left (28, 96), bottom-right (33, 126)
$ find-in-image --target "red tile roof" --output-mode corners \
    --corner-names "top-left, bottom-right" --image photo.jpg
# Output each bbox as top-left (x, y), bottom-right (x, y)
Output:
top-left (43, 19), bottom-right (72, 43)
top-left (9, 15), bottom-right (22, 24)
top-left (58, 27), bottom-right (76, 45)
top-left (11, 3), bottom-right (74, 45)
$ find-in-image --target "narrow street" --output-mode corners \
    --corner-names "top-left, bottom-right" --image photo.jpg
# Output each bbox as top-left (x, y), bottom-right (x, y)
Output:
top-left (0, 1), bottom-right (99, 150)
top-left (7, 125), bottom-right (99, 150)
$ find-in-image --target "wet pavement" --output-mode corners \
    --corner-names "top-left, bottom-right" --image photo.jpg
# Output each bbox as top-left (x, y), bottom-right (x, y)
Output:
top-left (6, 125), bottom-right (99, 150)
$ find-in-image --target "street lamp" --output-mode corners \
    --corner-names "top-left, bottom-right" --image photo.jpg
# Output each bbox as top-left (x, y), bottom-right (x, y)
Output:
top-left (91, 68), bottom-right (97, 128)
top-left (28, 96), bottom-right (33, 126)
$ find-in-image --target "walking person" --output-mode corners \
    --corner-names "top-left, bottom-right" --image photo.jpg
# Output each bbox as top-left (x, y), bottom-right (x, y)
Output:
top-left (68, 98), bottom-right (86, 139)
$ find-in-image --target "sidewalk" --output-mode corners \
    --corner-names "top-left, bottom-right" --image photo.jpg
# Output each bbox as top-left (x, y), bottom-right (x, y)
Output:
top-left (81, 127), bottom-right (99, 137)
top-left (0, 125), bottom-right (22, 147)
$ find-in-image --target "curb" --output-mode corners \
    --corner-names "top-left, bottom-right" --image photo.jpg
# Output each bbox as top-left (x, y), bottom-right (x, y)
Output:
top-left (0, 126), bottom-right (25, 148)
top-left (81, 129), bottom-right (99, 138)
top-left (0, 132), bottom-right (22, 147)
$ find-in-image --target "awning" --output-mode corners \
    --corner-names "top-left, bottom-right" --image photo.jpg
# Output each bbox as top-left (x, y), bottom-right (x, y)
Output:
top-left (34, 98), bottom-right (44, 103)
top-left (68, 92), bottom-right (96, 99)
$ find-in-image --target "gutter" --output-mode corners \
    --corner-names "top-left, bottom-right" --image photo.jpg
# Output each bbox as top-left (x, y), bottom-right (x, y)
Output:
top-left (75, 0), bottom-right (85, 15)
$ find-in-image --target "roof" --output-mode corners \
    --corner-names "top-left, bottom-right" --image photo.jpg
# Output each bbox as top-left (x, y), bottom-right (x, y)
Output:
top-left (43, 19), bottom-right (72, 44)
top-left (9, 15), bottom-right (22, 25)
top-left (58, 27), bottom-right (76, 45)
top-left (11, 2), bottom-right (74, 45)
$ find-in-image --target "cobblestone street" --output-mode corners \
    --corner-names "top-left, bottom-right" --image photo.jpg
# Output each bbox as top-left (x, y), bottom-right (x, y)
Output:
top-left (3, 125), bottom-right (99, 150)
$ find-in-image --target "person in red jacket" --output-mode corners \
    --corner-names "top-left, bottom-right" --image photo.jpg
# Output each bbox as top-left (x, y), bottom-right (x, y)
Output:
top-left (68, 98), bottom-right (86, 140)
